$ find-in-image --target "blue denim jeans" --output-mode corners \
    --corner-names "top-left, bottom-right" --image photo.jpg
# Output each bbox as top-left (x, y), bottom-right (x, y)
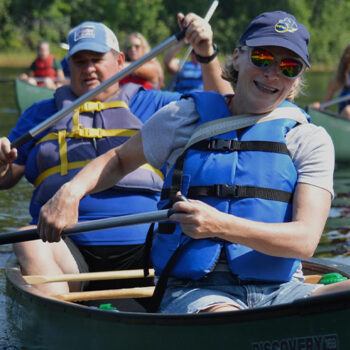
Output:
top-left (159, 271), bottom-right (320, 314)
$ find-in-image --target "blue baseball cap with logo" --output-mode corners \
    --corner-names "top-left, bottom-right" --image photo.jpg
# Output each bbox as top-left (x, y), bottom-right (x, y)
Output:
top-left (67, 21), bottom-right (120, 59)
top-left (238, 11), bottom-right (310, 67)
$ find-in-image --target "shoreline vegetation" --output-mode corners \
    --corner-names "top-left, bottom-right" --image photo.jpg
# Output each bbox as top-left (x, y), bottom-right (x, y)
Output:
top-left (0, 51), bottom-right (336, 73)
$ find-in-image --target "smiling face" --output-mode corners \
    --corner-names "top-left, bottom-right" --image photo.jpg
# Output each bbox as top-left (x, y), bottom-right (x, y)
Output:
top-left (230, 46), bottom-right (302, 115)
top-left (69, 50), bottom-right (125, 101)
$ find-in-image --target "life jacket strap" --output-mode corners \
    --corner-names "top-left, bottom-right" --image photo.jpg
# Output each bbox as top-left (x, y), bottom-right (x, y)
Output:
top-left (162, 184), bottom-right (293, 203)
top-left (192, 139), bottom-right (289, 154)
top-left (58, 130), bottom-right (68, 175)
top-left (33, 161), bottom-right (163, 188)
top-left (77, 100), bottom-right (128, 113)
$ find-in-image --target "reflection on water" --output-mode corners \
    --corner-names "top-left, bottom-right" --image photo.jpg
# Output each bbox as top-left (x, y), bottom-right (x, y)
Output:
top-left (0, 68), bottom-right (349, 348)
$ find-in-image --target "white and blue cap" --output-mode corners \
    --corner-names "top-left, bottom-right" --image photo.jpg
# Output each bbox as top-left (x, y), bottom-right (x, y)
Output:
top-left (67, 21), bottom-right (120, 58)
top-left (239, 11), bottom-right (311, 67)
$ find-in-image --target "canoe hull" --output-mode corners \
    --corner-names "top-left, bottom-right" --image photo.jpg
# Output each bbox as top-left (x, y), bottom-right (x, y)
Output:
top-left (6, 256), bottom-right (350, 349)
top-left (15, 78), bottom-right (54, 114)
top-left (308, 107), bottom-right (350, 163)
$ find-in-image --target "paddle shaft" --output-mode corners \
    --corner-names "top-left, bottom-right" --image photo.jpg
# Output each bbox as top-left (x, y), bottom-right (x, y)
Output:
top-left (0, 208), bottom-right (174, 245)
top-left (54, 286), bottom-right (155, 302)
top-left (24, 268), bottom-right (155, 285)
top-left (177, 0), bottom-right (219, 73)
top-left (10, 29), bottom-right (186, 149)
top-left (319, 93), bottom-right (350, 109)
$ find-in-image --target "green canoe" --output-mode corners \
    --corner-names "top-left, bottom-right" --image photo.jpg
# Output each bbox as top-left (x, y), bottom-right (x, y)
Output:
top-left (5, 256), bottom-right (350, 349)
top-left (15, 78), bottom-right (55, 114)
top-left (308, 106), bottom-right (350, 163)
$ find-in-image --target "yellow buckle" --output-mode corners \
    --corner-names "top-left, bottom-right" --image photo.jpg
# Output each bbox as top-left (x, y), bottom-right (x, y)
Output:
top-left (80, 101), bottom-right (103, 112)
top-left (77, 128), bottom-right (103, 138)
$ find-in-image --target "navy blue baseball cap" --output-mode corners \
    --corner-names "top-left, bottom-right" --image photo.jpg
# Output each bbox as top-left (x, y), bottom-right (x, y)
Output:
top-left (238, 11), bottom-right (310, 67)
top-left (67, 21), bottom-right (120, 59)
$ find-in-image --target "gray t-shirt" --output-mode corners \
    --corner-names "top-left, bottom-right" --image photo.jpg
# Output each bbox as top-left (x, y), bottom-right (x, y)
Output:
top-left (142, 97), bottom-right (334, 197)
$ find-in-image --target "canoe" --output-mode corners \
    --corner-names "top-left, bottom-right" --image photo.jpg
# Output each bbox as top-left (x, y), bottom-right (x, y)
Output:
top-left (5, 255), bottom-right (350, 349)
top-left (15, 78), bottom-right (54, 114)
top-left (307, 106), bottom-right (350, 163)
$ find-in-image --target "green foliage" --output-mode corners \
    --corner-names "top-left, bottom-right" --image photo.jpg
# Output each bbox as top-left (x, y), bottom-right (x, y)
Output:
top-left (0, 0), bottom-right (350, 67)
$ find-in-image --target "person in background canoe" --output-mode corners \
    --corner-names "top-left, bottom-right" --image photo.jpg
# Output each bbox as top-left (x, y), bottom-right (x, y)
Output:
top-left (60, 55), bottom-right (70, 78)
top-left (0, 16), bottom-right (232, 297)
top-left (312, 44), bottom-right (350, 120)
top-left (37, 10), bottom-right (350, 314)
top-left (163, 39), bottom-right (204, 93)
top-left (20, 40), bottom-right (66, 90)
top-left (119, 32), bottom-right (164, 90)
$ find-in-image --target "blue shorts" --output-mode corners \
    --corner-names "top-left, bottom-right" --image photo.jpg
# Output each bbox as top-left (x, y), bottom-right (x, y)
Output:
top-left (159, 271), bottom-right (320, 314)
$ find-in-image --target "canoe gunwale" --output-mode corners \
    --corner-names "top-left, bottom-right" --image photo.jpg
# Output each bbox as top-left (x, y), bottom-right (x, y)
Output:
top-left (6, 255), bottom-right (350, 326)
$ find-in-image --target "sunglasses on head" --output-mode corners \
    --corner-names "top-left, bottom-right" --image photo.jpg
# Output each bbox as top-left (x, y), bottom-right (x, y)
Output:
top-left (242, 46), bottom-right (305, 79)
top-left (126, 44), bottom-right (141, 50)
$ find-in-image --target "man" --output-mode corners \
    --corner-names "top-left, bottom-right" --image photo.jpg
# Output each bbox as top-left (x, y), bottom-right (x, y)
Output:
top-left (20, 40), bottom-right (66, 89)
top-left (0, 16), bottom-right (232, 296)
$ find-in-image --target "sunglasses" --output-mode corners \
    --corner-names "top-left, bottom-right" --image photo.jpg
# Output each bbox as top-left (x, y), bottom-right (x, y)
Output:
top-left (126, 44), bottom-right (141, 50)
top-left (243, 46), bottom-right (304, 79)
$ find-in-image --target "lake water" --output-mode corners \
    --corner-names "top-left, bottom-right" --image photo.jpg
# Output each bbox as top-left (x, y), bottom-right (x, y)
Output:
top-left (0, 68), bottom-right (349, 348)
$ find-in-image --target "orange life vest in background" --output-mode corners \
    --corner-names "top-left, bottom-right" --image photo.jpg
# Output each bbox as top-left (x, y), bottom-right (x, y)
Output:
top-left (33, 54), bottom-right (57, 85)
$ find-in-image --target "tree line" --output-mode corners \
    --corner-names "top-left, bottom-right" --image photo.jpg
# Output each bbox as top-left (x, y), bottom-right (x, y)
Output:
top-left (1, 0), bottom-right (350, 66)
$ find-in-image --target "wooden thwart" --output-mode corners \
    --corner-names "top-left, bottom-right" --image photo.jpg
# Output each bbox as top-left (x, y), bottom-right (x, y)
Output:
top-left (54, 286), bottom-right (155, 302)
top-left (23, 268), bottom-right (155, 285)
top-left (304, 274), bottom-right (322, 284)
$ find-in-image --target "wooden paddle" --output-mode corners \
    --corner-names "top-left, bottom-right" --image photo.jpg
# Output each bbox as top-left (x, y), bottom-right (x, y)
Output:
top-left (23, 268), bottom-right (155, 285)
top-left (0, 208), bottom-right (174, 245)
top-left (54, 286), bottom-right (155, 302)
top-left (10, 28), bottom-right (187, 149)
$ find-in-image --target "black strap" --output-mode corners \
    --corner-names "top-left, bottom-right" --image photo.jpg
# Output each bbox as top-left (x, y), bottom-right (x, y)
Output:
top-left (168, 150), bottom-right (189, 199)
top-left (143, 223), bottom-right (155, 277)
top-left (146, 244), bottom-right (184, 313)
top-left (162, 184), bottom-right (292, 203)
top-left (191, 139), bottom-right (289, 154)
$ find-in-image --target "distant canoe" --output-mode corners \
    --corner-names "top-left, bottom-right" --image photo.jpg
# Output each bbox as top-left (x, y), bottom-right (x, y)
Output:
top-left (15, 78), bottom-right (54, 114)
top-left (308, 106), bottom-right (350, 163)
top-left (5, 255), bottom-right (350, 349)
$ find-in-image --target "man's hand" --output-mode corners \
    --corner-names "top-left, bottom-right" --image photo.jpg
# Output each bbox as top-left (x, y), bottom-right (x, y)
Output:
top-left (37, 183), bottom-right (80, 242)
top-left (0, 137), bottom-right (17, 177)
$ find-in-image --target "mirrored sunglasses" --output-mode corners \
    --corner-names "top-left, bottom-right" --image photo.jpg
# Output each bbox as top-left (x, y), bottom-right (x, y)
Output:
top-left (245, 47), bottom-right (305, 79)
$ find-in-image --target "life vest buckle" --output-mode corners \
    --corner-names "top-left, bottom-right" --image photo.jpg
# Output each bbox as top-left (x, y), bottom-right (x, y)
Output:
top-left (214, 184), bottom-right (239, 197)
top-left (208, 139), bottom-right (237, 152)
top-left (80, 101), bottom-right (103, 112)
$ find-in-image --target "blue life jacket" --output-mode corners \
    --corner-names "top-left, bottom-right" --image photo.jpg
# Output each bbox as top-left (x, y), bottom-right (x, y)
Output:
top-left (174, 62), bottom-right (203, 93)
top-left (151, 92), bottom-right (310, 282)
top-left (25, 84), bottom-right (167, 245)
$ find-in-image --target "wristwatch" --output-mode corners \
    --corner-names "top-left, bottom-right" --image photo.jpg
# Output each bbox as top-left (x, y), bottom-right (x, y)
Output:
top-left (194, 44), bottom-right (219, 64)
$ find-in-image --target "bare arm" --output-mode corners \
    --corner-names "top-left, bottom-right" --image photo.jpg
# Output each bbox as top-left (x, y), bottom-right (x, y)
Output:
top-left (171, 183), bottom-right (331, 259)
top-left (125, 59), bottom-right (163, 85)
top-left (180, 13), bottom-right (233, 94)
top-left (0, 137), bottom-right (24, 189)
top-left (163, 40), bottom-right (184, 74)
top-left (322, 75), bottom-right (342, 103)
top-left (37, 132), bottom-right (146, 242)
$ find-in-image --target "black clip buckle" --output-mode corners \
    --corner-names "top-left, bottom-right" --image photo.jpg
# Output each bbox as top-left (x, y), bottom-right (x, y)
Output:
top-left (214, 184), bottom-right (239, 197)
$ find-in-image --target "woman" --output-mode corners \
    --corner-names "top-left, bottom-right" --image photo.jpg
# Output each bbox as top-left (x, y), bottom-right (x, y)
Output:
top-left (313, 44), bottom-right (350, 120)
top-left (39, 11), bottom-right (346, 314)
top-left (120, 32), bottom-right (164, 89)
